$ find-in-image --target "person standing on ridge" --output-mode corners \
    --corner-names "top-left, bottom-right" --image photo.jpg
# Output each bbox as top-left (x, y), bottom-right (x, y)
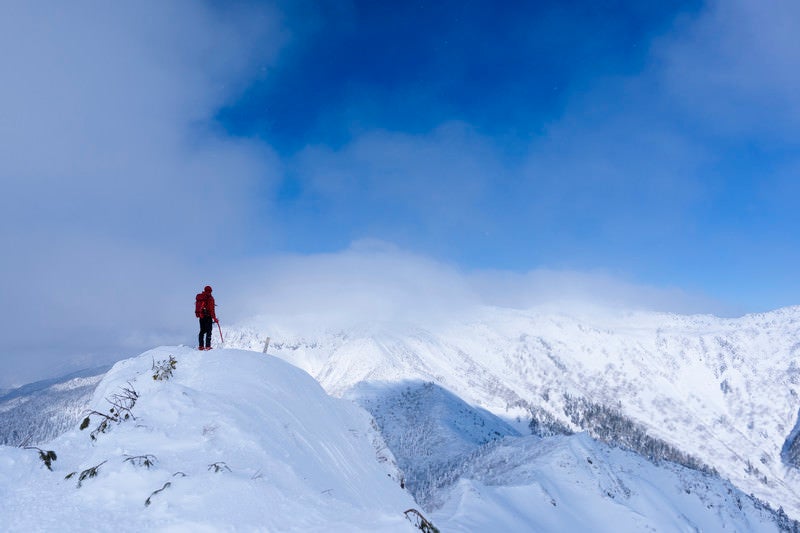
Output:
top-left (195, 285), bottom-right (218, 350)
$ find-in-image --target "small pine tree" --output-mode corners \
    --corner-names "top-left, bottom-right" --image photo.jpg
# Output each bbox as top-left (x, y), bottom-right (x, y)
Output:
top-left (152, 356), bottom-right (177, 381)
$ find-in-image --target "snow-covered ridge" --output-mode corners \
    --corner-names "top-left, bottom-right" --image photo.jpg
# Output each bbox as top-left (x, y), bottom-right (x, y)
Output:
top-left (224, 305), bottom-right (800, 519)
top-left (49, 376), bottom-right (103, 392)
top-left (0, 347), bottom-right (415, 532)
top-left (1, 342), bottom-right (796, 531)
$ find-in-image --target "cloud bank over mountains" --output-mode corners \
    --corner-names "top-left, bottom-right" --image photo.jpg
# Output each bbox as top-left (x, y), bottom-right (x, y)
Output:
top-left (1, 0), bottom-right (797, 387)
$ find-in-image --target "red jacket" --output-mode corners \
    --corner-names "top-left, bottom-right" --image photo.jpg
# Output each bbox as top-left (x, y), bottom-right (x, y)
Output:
top-left (195, 287), bottom-right (216, 320)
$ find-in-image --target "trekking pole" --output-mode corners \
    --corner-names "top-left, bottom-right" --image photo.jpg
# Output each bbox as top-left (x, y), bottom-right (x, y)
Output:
top-left (215, 320), bottom-right (224, 344)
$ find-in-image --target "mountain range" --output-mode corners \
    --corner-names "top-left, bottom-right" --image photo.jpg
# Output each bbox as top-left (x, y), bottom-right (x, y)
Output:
top-left (2, 305), bottom-right (800, 530)
top-left (226, 305), bottom-right (800, 522)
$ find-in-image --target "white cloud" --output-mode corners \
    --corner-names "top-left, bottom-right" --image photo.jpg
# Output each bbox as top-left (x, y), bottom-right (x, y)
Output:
top-left (224, 241), bottom-right (478, 327)
top-left (0, 2), bottom-right (285, 246)
top-left (0, 1), bottom-right (287, 387)
top-left (218, 242), bottom-right (733, 333)
top-left (291, 122), bottom-right (506, 233)
top-left (656, 0), bottom-right (800, 137)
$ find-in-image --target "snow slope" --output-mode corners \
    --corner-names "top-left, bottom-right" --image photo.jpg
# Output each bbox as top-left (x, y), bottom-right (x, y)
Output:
top-left (0, 346), bottom-right (416, 532)
top-left (226, 305), bottom-right (800, 519)
top-left (349, 380), bottom-right (522, 507)
top-left (348, 379), bottom-right (788, 531)
top-left (432, 433), bottom-right (782, 532)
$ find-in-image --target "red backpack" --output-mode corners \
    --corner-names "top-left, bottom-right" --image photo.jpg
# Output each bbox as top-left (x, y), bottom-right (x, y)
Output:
top-left (195, 292), bottom-right (209, 318)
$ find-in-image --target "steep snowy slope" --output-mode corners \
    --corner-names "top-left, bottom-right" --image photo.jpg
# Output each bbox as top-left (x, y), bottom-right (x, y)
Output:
top-left (349, 380), bottom-right (522, 506)
top-left (226, 306), bottom-right (800, 519)
top-left (346, 379), bottom-right (791, 531)
top-left (0, 347), bottom-right (416, 532)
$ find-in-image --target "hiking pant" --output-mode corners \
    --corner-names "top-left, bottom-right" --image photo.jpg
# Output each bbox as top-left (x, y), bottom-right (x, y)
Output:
top-left (199, 316), bottom-right (213, 348)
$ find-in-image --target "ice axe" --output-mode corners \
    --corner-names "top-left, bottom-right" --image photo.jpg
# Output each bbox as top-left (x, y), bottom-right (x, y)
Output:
top-left (215, 319), bottom-right (224, 344)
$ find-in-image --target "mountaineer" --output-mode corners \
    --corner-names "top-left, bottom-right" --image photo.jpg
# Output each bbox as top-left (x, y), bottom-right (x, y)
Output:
top-left (195, 285), bottom-right (218, 350)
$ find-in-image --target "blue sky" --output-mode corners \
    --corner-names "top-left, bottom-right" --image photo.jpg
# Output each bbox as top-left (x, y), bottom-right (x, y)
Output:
top-left (1, 0), bottom-right (799, 386)
top-left (218, 0), bottom-right (798, 304)
top-left (220, 1), bottom-right (693, 150)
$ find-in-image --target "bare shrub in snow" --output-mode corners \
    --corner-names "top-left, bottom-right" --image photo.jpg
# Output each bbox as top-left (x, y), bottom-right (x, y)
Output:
top-left (208, 462), bottom-right (231, 473)
top-left (145, 482), bottom-right (171, 507)
top-left (124, 454), bottom-right (157, 469)
top-left (404, 509), bottom-right (440, 533)
top-left (24, 446), bottom-right (57, 471)
top-left (80, 383), bottom-right (139, 440)
top-left (65, 460), bottom-right (107, 488)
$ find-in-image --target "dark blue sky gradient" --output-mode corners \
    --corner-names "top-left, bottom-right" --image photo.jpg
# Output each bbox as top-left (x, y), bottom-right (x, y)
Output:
top-left (219, 0), bottom-right (701, 150)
